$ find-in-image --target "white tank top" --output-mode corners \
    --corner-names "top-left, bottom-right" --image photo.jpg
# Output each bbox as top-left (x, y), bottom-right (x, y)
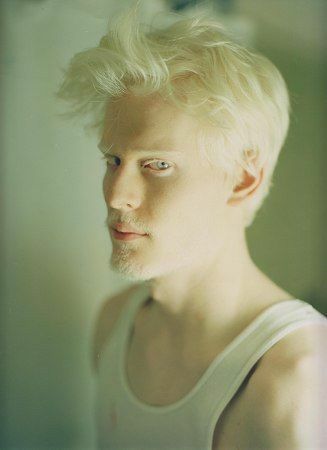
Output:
top-left (94, 283), bottom-right (326, 450)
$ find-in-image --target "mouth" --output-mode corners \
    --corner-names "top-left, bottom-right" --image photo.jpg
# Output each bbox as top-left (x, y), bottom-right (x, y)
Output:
top-left (111, 228), bottom-right (147, 241)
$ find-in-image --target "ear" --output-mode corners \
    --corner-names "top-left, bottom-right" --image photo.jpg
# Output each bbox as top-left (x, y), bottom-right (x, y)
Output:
top-left (227, 167), bottom-right (264, 206)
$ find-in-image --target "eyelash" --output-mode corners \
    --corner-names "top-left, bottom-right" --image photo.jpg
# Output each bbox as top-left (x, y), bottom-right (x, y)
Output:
top-left (101, 156), bottom-right (172, 173)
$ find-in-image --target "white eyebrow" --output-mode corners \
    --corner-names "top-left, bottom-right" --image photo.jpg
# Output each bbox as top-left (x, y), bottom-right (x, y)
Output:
top-left (97, 142), bottom-right (183, 156)
top-left (97, 142), bottom-right (114, 155)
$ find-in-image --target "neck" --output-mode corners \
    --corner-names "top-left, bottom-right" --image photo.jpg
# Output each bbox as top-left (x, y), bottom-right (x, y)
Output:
top-left (143, 230), bottom-right (285, 344)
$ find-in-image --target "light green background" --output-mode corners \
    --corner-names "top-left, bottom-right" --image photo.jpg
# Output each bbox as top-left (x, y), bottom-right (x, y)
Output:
top-left (2, 0), bottom-right (326, 448)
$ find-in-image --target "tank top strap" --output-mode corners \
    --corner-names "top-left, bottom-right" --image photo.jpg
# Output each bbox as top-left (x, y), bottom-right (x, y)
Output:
top-left (113, 282), bottom-right (151, 343)
top-left (202, 299), bottom-right (326, 443)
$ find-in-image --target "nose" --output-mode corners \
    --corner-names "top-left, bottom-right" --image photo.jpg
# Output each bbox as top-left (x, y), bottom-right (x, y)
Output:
top-left (103, 165), bottom-right (143, 212)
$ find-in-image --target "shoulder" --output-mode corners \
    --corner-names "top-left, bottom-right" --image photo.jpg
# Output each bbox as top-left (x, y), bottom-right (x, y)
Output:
top-left (242, 320), bottom-right (327, 449)
top-left (91, 283), bottom-right (140, 374)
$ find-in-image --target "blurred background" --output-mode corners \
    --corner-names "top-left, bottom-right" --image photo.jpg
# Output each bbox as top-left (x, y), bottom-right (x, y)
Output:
top-left (1, 0), bottom-right (326, 448)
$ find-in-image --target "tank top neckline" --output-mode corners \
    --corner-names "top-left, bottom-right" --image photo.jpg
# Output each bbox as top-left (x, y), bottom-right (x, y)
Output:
top-left (119, 285), bottom-right (306, 413)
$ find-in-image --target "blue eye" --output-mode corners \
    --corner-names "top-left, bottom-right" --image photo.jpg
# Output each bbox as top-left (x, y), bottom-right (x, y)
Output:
top-left (146, 160), bottom-right (172, 171)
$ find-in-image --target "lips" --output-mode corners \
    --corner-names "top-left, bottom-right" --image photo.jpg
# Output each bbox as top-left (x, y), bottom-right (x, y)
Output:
top-left (112, 222), bottom-right (146, 235)
top-left (111, 229), bottom-right (146, 241)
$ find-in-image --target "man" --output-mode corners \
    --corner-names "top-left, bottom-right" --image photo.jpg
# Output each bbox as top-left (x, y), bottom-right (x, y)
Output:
top-left (57, 5), bottom-right (326, 449)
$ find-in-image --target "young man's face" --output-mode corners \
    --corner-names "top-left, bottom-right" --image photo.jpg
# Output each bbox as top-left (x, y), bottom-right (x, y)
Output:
top-left (100, 93), bottom-right (240, 281)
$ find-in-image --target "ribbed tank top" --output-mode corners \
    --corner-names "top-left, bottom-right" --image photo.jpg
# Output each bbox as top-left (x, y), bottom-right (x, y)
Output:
top-left (94, 283), bottom-right (326, 450)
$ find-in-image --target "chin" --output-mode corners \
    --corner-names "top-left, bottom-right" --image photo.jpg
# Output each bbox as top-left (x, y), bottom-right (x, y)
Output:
top-left (108, 243), bottom-right (195, 281)
top-left (109, 252), bottom-right (155, 282)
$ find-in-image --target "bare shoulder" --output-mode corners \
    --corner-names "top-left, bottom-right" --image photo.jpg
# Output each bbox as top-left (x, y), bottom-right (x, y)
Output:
top-left (213, 321), bottom-right (327, 450)
top-left (245, 321), bottom-right (327, 448)
top-left (91, 283), bottom-right (140, 374)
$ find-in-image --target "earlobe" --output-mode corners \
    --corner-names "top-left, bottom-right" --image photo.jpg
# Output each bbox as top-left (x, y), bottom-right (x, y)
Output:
top-left (227, 167), bottom-right (264, 206)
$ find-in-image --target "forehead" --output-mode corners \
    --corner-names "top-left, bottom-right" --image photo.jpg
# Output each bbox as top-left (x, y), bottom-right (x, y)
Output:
top-left (101, 93), bottom-right (202, 150)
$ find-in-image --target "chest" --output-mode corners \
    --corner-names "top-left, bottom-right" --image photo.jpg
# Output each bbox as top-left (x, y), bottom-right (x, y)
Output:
top-left (124, 331), bottom-right (256, 450)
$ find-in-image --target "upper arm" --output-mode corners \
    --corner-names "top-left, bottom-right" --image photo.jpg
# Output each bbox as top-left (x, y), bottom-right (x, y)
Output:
top-left (243, 323), bottom-right (327, 449)
top-left (91, 284), bottom-right (138, 375)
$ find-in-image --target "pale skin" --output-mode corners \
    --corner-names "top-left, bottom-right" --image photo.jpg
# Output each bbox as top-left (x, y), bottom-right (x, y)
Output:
top-left (95, 92), bottom-right (327, 448)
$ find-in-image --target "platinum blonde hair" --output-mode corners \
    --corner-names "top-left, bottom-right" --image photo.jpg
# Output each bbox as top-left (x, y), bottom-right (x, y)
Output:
top-left (56, 2), bottom-right (291, 228)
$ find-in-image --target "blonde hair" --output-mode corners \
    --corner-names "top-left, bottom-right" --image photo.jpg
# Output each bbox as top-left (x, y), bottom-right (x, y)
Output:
top-left (56, 2), bottom-right (291, 227)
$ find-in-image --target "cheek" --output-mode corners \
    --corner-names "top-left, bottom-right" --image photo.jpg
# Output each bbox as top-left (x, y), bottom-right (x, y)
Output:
top-left (102, 173), bottom-right (110, 199)
top-left (152, 177), bottom-right (225, 234)
top-left (145, 178), bottom-right (180, 214)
